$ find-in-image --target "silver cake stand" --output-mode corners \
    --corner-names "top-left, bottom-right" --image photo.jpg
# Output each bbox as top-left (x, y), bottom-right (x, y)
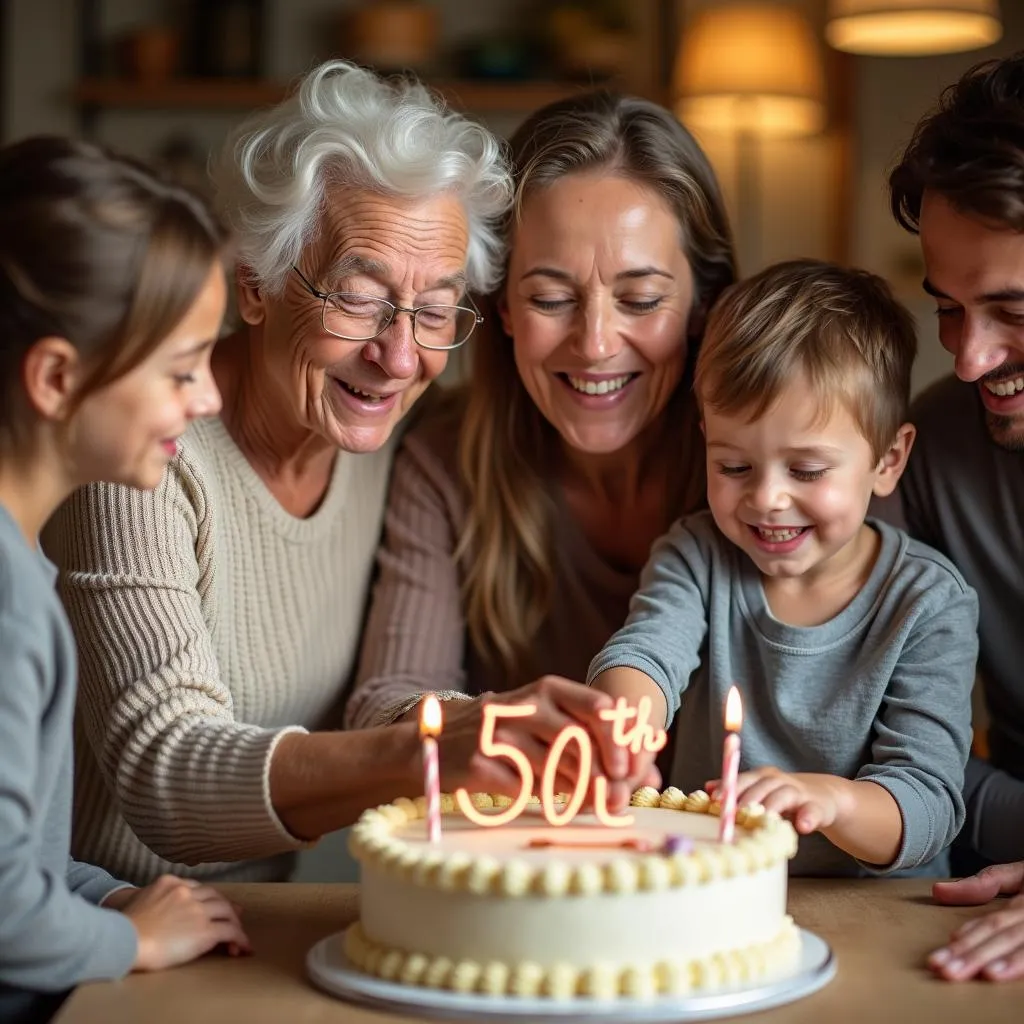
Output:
top-left (306, 927), bottom-right (836, 1022)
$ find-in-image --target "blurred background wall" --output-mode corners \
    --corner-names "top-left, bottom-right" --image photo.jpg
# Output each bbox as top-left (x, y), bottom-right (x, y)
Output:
top-left (6, 1), bottom-right (1021, 389)
top-left (2, 0), bottom-right (1018, 880)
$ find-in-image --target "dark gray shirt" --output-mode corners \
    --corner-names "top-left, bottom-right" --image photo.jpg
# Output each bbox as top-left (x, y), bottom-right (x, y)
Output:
top-left (902, 374), bottom-right (1024, 862)
top-left (0, 504), bottom-right (136, 993)
top-left (588, 511), bottom-right (978, 877)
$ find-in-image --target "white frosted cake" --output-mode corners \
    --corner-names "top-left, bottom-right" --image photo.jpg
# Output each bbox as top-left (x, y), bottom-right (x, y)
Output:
top-left (345, 786), bottom-right (800, 1001)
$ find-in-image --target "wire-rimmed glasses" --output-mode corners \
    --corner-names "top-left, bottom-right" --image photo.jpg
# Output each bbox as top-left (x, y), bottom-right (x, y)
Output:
top-left (292, 266), bottom-right (483, 351)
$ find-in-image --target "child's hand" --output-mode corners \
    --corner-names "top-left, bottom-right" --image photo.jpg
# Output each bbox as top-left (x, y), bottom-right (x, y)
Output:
top-left (708, 766), bottom-right (843, 835)
top-left (124, 874), bottom-right (252, 971)
top-left (928, 862), bottom-right (1024, 981)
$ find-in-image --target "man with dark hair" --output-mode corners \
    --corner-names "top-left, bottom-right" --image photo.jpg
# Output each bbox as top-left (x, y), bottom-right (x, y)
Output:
top-left (890, 53), bottom-right (1024, 983)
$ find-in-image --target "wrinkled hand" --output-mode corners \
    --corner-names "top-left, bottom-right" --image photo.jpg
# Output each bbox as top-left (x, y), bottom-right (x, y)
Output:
top-left (438, 676), bottom-right (661, 813)
top-left (708, 766), bottom-right (842, 835)
top-left (928, 862), bottom-right (1024, 981)
top-left (125, 875), bottom-right (252, 971)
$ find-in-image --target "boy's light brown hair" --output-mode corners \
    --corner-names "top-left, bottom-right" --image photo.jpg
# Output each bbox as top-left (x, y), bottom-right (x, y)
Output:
top-left (694, 259), bottom-right (917, 461)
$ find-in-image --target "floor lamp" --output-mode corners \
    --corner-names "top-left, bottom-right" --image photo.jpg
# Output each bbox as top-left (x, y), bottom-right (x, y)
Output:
top-left (674, 3), bottom-right (827, 272)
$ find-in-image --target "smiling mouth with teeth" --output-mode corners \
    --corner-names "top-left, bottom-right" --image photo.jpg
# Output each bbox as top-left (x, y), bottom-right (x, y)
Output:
top-left (561, 372), bottom-right (639, 396)
top-left (983, 375), bottom-right (1024, 397)
top-left (337, 378), bottom-right (388, 403)
top-left (752, 526), bottom-right (810, 542)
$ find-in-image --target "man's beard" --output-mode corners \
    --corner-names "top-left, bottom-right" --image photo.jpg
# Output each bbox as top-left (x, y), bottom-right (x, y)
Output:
top-left (978, 364), bottom-right (1024, 452)
top-left (984, 410), bottom-right (1024, 452)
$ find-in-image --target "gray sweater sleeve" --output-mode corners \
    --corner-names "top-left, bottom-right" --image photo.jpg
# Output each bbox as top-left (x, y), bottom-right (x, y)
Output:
top-left (65, 857), bottom-right (134, 907)
top-left (855, 588), bottom-right (978, 872)
top-left (586, 521), bottom-right (710, 718)
top-left (0, 614), bottom-right (137, 991)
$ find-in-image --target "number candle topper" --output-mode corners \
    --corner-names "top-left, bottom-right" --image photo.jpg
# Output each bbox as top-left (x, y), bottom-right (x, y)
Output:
top-left (454, 696), bottom-right (667, 830)
top-left (717, 687), bottom-right (743, 843)
top-left (419, 694), bottom-right (443, 843)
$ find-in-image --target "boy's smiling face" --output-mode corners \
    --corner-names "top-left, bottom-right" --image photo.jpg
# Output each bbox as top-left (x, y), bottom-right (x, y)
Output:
top-left (703, 374), bottom-right (911, 585)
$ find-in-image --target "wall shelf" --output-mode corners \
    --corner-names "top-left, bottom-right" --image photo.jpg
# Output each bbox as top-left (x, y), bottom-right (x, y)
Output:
top-left (74, 77), bottom-right (593, 115)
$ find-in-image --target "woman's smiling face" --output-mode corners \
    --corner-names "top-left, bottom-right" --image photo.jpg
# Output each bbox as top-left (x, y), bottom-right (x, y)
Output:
top-left (501, 172), bottom-right (699, 455)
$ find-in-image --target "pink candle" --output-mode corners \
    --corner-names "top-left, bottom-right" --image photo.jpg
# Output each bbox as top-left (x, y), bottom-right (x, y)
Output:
top-left (717, 686), bottom-right (743, 843)
top-left (419, 694), bottom-right (443, 843)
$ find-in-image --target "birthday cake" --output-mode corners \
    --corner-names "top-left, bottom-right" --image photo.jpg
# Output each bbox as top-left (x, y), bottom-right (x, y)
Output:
top-left (345, 786), bottom-right (800, 1000)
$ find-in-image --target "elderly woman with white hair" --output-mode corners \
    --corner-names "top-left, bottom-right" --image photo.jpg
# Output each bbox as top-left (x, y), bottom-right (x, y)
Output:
top-left (44, 61), bottom-right (652, 886)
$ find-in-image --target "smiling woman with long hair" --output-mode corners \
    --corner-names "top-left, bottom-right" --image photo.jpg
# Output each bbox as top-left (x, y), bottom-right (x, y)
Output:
top-left (347, 89), bottom-right (736, 729)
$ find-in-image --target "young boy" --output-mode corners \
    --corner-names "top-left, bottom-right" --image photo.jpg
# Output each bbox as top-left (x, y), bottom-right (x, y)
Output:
top-left (588, 259), bottom-right (978, 877)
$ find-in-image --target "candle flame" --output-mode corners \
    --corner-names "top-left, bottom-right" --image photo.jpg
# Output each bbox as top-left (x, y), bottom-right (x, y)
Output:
top-left (420, 693), bottom-right (442, 737)
top-left (725, 686), bottom-right (743, 732)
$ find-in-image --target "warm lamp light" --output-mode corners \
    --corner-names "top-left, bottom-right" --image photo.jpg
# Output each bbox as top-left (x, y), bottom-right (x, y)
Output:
top-left (673, 4), bottom-right (826, 270)
top-left (826, 0), bottom-right (1002, 56)
top-left (674, 4), bottom-right (826, 138)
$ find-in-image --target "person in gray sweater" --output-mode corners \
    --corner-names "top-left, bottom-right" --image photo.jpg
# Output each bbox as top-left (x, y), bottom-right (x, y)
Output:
top-left (589, 259), bottom-right (978, 879)
top-left (0, 137), bottom-right (247, 1023)
top-left (888, 53), bottom-right (1024, 984)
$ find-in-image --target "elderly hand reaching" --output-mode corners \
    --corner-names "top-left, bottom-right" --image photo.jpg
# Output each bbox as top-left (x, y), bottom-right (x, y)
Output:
top-left (438, 676), bottom-right (661, 813)
top-left (928, 861), bottom-right (1024, 981)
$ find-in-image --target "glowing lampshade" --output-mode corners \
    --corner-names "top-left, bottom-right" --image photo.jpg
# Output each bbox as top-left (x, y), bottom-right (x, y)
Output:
top-left (826, 0), bottom-right (1002, 56)
top-left (674, 4), bottom-right (826, 138)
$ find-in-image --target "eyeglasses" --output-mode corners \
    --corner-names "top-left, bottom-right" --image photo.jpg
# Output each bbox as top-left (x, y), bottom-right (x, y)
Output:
top-left (292, 266), bottom-right (483, 351)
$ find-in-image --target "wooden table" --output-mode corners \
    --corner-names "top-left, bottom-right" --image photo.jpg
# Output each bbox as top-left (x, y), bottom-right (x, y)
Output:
top-left (56, 881), bottom-right (1021, 1023)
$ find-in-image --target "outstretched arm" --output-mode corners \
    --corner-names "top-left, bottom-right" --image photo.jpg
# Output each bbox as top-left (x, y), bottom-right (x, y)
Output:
top-left (589, 667), bottom-right (669, 731)
top-left (715, 769), bottom-right (903, 865)
top-left (713, 580), bottom-right (978, 871)
top-left (586, 520), bottom-right (711, 725)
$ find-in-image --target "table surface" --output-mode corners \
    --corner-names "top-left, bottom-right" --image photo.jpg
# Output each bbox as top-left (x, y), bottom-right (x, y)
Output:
top-left (56, 880), bottom-right (1021, 1023)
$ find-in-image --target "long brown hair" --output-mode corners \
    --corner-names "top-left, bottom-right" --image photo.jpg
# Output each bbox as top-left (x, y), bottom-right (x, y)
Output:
top-left (0, 136), bottom-right (228, 449)
top-left (457, 91), bottom-right (737, 680)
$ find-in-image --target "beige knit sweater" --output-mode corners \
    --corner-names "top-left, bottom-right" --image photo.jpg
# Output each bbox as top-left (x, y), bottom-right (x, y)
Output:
top-left (43, 416), bottom-right (394, 885)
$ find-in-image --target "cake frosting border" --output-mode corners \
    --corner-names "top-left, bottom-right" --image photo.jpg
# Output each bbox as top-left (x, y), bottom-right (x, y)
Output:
top-left (343, 914), bottom-right (801, 1000)
top-left (347, 786), bottom-right (800, 1000)
top-left (348, 786), bottom-right (798, 898)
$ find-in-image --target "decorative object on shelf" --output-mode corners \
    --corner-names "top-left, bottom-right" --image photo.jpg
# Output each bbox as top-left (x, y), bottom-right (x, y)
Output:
top-left (545, 0), bottom-right (634, 82)
top-left (826, 0), bottom-right (1002, 56)
top-left (673, 2), bottom-right (826, 270)
top-left (345, 0), bottom-right (440, 74)
top-left (190, 0), bottom-right (265, 78)
top-left (121, 24), bottom-right (181, 83)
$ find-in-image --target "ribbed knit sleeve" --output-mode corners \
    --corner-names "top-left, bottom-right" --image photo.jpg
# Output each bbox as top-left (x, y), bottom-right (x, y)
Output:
top-left (48, 468), bottom-right (307, 867)
top-left (43, 416), bottom-right (394, 883)
top-left (346, 419), bottom-right (469, 729)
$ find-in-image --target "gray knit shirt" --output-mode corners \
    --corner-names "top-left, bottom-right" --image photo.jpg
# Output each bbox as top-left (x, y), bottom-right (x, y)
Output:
top-left (0, 504), bottom-right (136, 994)
top-left (902, 374), bottom-right (1024, 863)
top-left (588, 511), bottom-right (978, 877)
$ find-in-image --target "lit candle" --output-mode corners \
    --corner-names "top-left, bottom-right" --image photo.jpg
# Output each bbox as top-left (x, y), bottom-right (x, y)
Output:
top-left (717, 687), bottom-right (743, 844)
top-left (419, 694), bottom-right (443, 843)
